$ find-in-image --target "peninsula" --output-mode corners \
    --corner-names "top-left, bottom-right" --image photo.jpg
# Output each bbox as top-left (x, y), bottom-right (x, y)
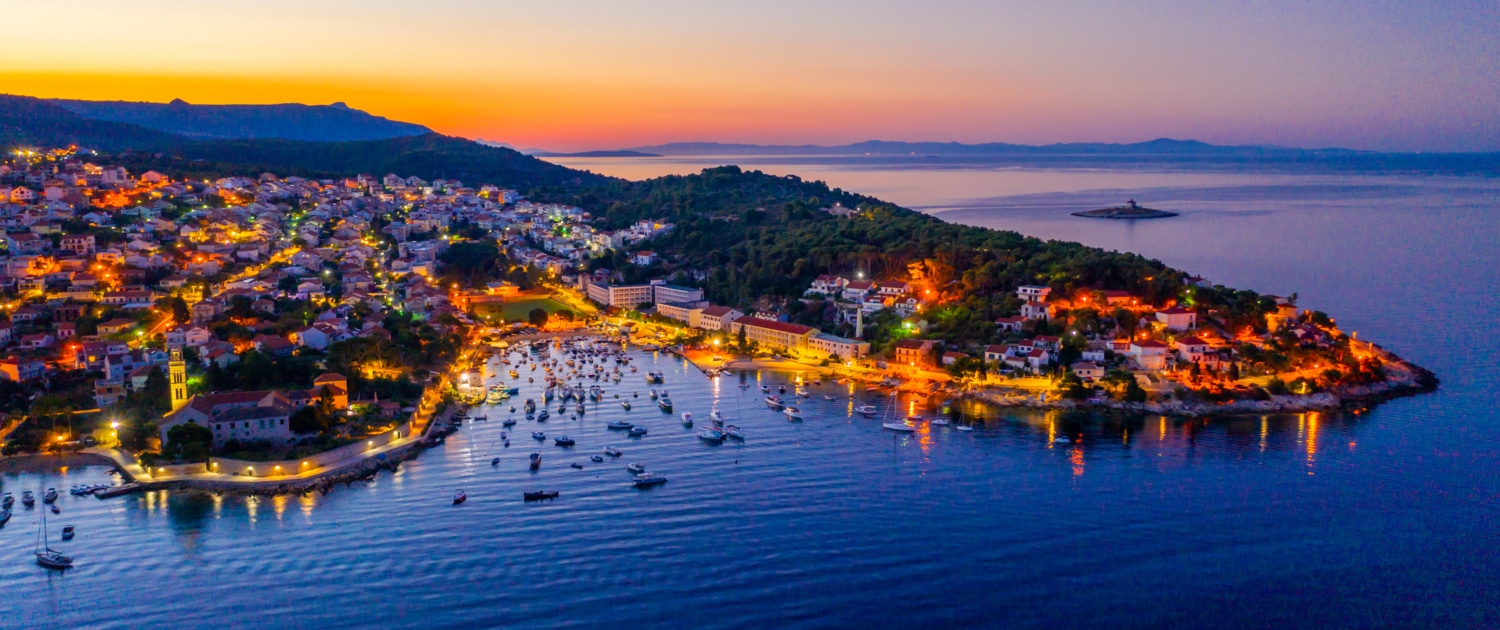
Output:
top-left (0, 95), bottom-right (1436, 497)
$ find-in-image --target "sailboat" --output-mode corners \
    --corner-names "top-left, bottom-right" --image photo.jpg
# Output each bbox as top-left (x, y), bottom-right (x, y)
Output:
top-left (35, 510), bottom-right (72, 570)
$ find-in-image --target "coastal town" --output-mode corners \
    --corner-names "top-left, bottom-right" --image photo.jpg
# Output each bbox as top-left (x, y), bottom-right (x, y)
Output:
top-left (0, 146), bottom-right (1430, 491)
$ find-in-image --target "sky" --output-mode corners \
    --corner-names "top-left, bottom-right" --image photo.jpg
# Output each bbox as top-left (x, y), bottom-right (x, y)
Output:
top-left (1, 0), bottom-right (1496, 152)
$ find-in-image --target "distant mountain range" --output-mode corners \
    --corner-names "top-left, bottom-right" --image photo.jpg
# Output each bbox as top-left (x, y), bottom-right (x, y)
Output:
top-left (617, 138), bottom-right (1374, 157)
top-left (0, 94), bottom-right (596, 188)
top-left (48, 98), bottom-right (430, 142)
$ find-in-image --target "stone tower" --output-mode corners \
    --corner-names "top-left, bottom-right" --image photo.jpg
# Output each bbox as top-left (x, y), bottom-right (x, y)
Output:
top-left (168, 344), bottom-right (188, 411)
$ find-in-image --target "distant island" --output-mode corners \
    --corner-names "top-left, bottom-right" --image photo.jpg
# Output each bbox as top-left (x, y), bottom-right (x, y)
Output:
top-left (1073, 200), bottom-right (1178, 219)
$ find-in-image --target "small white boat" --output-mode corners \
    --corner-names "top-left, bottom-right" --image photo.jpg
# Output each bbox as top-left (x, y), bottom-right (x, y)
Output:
top-left (783, 406), bottom-right (804, 421)
top-left (855, 405), bottom-right (877, 416)
top-left (681, 412), bottom-right (694, 427)
top-left (532, 431), bottom-right (546, 440)
top-left (591, 455), bottom-right (604, 463)
top-left (882, 422), bottom-right (917, 432)
top-left (605, 446), bottom-right (623, 457)
top-left (698, 427), bottom-right (724, 441)
top-left (725, 425), bottom-right (745, 440)
top-left (931, 418), bottom-right (950, 426)
top-left (765, 395), bottom-right (785, 409)
top-left (629, 426), bottom-right (649, 437)
top-left (824, 395), bottom-right (836, 401)
top-left (1055, 437), bottom-right (1072, 444)
top-left (956, 425), bottom-right (974, 432)
top-left (607, 420), bottom-right (633, 430)
top-left (627, 462), bottom-right (646, 474)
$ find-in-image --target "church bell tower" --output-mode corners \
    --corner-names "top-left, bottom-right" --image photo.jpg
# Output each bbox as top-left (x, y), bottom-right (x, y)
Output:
top-left (168, 344), bottom-right (188, 411)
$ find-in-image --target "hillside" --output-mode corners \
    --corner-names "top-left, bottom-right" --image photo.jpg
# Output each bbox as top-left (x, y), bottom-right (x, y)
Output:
top-left (119, 133), bottom-right (609, 189)
top-left (51, 98), bottom-right (431, 142)
top-left (0, 94), bottom-right (185, 151)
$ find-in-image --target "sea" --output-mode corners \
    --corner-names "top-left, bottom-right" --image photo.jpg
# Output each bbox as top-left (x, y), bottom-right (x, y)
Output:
top-left (4, 155), bottom-right (1498, 629)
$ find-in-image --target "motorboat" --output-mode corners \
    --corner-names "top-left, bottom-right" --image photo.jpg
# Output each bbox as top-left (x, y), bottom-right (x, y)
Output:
top-left (698, 427), bottom-right (724, 441)
top-left (681, 412), bottom-right (694, 428)
top-left (21, 491), bottom-right (33, 507)
top-left (621, 401), bottom-right (632, 411)
top-left (759, 385), bottom-right (770, 393)
top-left (627, 462), bottom-right (646, 474)
top-left (502, 418), bottom-right (517, 427)
top-left (529, 452), bottom-right (542, 470)
top-left (524, 491), bottom-right (559, 501)
top-left (709, 409), bottom-right (724, 425)
top-left (783, 405), bottom-right (804, 421)
top-left (765, 395), bottom-right (785, 409)
top-left (575, 403), bottom-right (586, 415)
top-left (43, 488), bottom-right (58, 504)
top-left (657, 397), bottom-right (673, 412)
top-left (1, 493), bottom-right (11, 509)
top-left (777, 385), bottom-right (787, 394)
top-left (532, 431), bottom-right (546, 440)
top-left (632, 472), bottom-right (669, 487)
top-left (607, 420), bottom-right (634, 430)
top-left (452, 490), bottom-right (467, 505)
top-left (824, 395), bottom-right (837, 401)
top-left (648, 389), bottom-right (658, 400)
top-left (570, 462), bottom-right (584, 469)
top-left (855, 405), bottom-right (878, 416)
top-left (554, 436), bottom-right (575, 447)
top-left (604, 446), bottom-right (622, 457)
top-left (591, 455), bottom-right (604, 463)
top-left (61, 525), bottom-right (75, 540)
top-left (491, 457), bottom-right (500, 466)
top-left (537, 410), bottom-right (550, 421)
top-left (629, 426), bottom-right (649, 437)
top-left (883, 422), bottom-right (917, 432)
top-left (725, 425), bottom-right (745, 440)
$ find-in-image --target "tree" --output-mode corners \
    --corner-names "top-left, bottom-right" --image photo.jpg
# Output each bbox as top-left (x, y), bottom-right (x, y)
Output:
top-left (1059, 370), bottom-right (1089, 400)
top-left (170, 296), bottom-right (191, 324)
top-left (289, 405), bottom-right (326, 435)
top-left (553, 309), bottom-right (574, 321)
top-left (1122, 378), bottom-right (1148, 403)
top-left (736, 325), bottom-right (748, 353)
top-left (164, 422), bottom-right (214, 462)
top-left (528, 308), bottom-right (549, 327)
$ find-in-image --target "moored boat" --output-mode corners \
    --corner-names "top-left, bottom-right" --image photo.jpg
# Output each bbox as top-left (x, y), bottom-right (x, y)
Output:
top-left (632, 472), bottom-right (668, 487)
top-left (882, 422), bottom-right (917, 432)
top-left (452, 490), bottom-right (467, 505)
top-left (524, 491), bottom-right (560, 501)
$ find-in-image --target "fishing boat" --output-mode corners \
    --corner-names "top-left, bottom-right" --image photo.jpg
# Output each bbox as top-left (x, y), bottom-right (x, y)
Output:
top-left (632, 472), bottom-right (669, 487)
top-left (554, 436), bottom-right (575, 447)
top-left (629, 425), bottom-right (649, 437)
top-left (452, 490), bottom-right (467, 505)
top-left (604, 446), bottom-right (622, 457)
top-left (626, 462), bottom-right (646, 474)
top-left (524, 491), bottom-right (560, 501)
top-left (34, 512), bottom-right (71, 570)
top-left (681, 412), bottom-right (694, 427)
top-left (698, 427), bottom-right (724, 441)
top-left (607, 420), bottom-right (634, 430)
top-left (783, 405), bottom-right (804, 421)
top-left (725, 425), bottom-right (745, 440)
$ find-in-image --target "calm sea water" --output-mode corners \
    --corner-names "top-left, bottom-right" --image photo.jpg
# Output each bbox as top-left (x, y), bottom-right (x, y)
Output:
top-left (6, 158), bottom-right (1498, 628)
